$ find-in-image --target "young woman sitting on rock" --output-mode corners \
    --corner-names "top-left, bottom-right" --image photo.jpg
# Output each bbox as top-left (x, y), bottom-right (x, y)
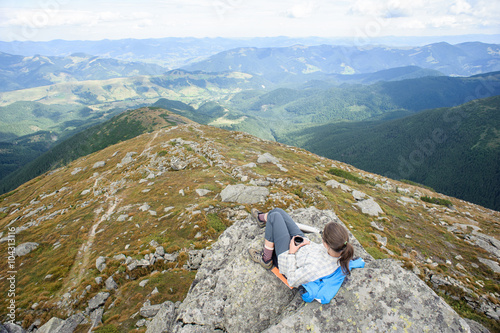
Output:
top-left (248, 208), bottom-right (354, 288)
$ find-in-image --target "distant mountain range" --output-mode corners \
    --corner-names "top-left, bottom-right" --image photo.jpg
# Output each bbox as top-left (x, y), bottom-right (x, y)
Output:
top-left (1, 35), bottom-right (499, 68)
top-left (0, 52), bottom-right (166, 92)
top-left (185, 42), bottom-right (500, 79)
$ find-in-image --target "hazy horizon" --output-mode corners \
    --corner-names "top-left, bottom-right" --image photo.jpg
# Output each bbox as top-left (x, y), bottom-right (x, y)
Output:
top-left (1, 0), bottom-right (499, 43)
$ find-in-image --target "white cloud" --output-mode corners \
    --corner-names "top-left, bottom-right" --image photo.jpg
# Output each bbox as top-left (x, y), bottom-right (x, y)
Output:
top-left (449, 0), bottom-right (472, 15)
top-left (284, 1), bottom-right (318, 19)
top-left (0, 0), bottom-right (499, 41)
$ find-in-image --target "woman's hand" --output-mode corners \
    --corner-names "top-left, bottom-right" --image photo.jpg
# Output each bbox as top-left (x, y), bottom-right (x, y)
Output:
top-left (289, 236), bottom-right (310, 254)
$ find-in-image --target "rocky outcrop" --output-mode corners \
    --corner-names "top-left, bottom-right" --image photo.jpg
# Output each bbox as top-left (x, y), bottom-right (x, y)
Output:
top-left (220, 184), bottom-right (269, 204)
top-left (147, 207), bottom-right (471, 332)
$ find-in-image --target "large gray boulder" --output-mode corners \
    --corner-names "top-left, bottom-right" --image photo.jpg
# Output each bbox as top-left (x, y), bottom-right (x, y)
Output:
top-left (354, 197), bottom-right (384, 216)
top-left (164, 207), bottom-right (470, 333)
top-left (220, 184), bottom-right (269, 204)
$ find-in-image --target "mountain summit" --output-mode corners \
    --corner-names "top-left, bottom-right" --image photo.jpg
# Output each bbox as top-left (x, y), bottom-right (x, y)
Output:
top-left (0, 118), bottom-right (498, 332)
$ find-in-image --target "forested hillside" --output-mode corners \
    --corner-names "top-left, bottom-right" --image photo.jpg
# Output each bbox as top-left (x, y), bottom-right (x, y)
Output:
top-left (285, 95), bottom-right (500, 210)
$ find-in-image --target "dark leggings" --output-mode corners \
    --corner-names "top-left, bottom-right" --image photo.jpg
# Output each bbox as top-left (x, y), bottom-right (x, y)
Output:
top-left (264, 208), bottom-right (305, 257)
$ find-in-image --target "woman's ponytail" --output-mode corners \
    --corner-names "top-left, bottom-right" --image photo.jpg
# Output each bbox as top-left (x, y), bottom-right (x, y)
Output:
top-left (338, 242), bottom-right (354, 275)
top-left (322, 222), bottom-right (355, 275)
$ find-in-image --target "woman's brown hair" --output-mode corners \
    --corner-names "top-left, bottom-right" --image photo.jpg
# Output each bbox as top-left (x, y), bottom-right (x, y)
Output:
top-left (322, 222), bottom-right (354, 274)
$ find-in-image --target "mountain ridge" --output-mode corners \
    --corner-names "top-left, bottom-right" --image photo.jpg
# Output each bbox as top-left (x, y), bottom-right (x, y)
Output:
top-left (184, 42), bottom-right (500, 78)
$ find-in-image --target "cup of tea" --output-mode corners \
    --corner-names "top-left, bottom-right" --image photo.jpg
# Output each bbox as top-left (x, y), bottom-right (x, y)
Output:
top-left (294, 236), bottom-right (304, 246)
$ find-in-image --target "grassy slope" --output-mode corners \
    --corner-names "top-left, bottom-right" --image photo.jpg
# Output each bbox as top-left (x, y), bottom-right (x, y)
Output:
top-left (0, 123), bottom-right (498, 332)
top-left (0, 107), bottom-right (194, 196)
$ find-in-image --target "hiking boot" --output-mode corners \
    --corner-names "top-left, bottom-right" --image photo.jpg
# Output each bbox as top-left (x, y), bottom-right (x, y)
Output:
top-left (251, 208), bottom-right (266, 228)
top-left (248, 248), bottom-right (273, 270)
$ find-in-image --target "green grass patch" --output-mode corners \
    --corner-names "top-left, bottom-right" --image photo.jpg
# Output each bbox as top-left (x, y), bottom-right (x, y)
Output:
top-left (94, 324), bottom-right (121, 333)
top-left (421, 196), bottom-right (453, 207)
top-left (327, 168), bottom-right (374, 185)
top-left (207, 213), bottom-right (226, 232)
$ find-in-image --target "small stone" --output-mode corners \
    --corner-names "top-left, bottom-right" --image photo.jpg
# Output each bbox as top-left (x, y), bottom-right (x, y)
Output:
top-left (105, 276), bottom-right (118, 290)
top-left (15, 242), bottom-right (39, 256)
top-left (139, 279), bottom-right (149, 287)
top-left (456, 263), bottom-right (466, 271)
top-left (96, 256), bottom-right (107, 272)
top-left (139, 203), bottom-right (151, 212)
top-left (117, 214), bottom-right (128, 222)
top-left (95, 277), bottom-right (103, 284)
top-left (93, 161), bottom-right (105, 168)
top-left (370, 221), bottom-right (384, 231)
top-left (136, 319), bottom-right (147, 327)
top-left (196, 189), bottom-right (212, 197)
top-left (455, 255), bottom-right (463, 260)
top-left (87, 292), bottom-right (110, 311)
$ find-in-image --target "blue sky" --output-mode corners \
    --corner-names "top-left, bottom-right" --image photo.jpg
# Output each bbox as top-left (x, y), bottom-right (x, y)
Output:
top-left (0, 0), bottom-right (499, 41)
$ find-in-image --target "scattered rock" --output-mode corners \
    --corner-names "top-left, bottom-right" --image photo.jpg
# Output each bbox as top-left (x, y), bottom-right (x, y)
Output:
top-left (56, 313), bottom-right (85, 333)
top-left (95, 277), bottom-right (103, 285)
top-left (36, 317), bottom-right (65, 333)
top-left (196, 189), bottom-right (212, 197)
top-left (96, 256), bottom-right (106, 272)
top-left (400, 196), bottom-right (417, 204)
top-left (370, 221), bottom-right (384, 231)
top-left (250, 179), bottom-right (271, 186)
top-left (81, 189), bottom-right (91, 195)
top-left (220, 184), bottom-right (269, 204)
top-left (243, 162), bottom-right (256, 168)
top-left (140, 301), bottom-right (163, 318)
top-left (352, 190), bottom-right (367, 201)
top-left (171, 159), bottom-right (187, 171)
top-left (478, 258), bottom-right (500, 273)
top-left (89, 308), bottom-right (104, 331)
top-left (467, 231), bottom-right (500, 259)
top-left (139, 279), bottom-right (149, 287)
top-left (93, 161), bottom-right (105, 168)
top-left (87, 292), bottom-right (110, 312)
top-left (136, 319), bottom-right (147, 327)
top-left (15, 242), bottom-right (39, 256)
top-left (2, 322), bottom-right (25, 333)
top-left (257, 152), bottom-right (279, 164)
top-left (119, 152), bottom-right (137, 166)
top-left (155, 246), bottom-right (165, 257)
top-left (105, 276), bottom-right (118, 290)
top-left (325, 179), bottom-right (340, 189)
top-left (164, 253), bottom-right (179, 262)
top-left (139, 203), bottom-right (151, 212)
top-left (371, 233), bottom-right (388, 246)
top-left (354, 198), bottom-right (384, 216)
